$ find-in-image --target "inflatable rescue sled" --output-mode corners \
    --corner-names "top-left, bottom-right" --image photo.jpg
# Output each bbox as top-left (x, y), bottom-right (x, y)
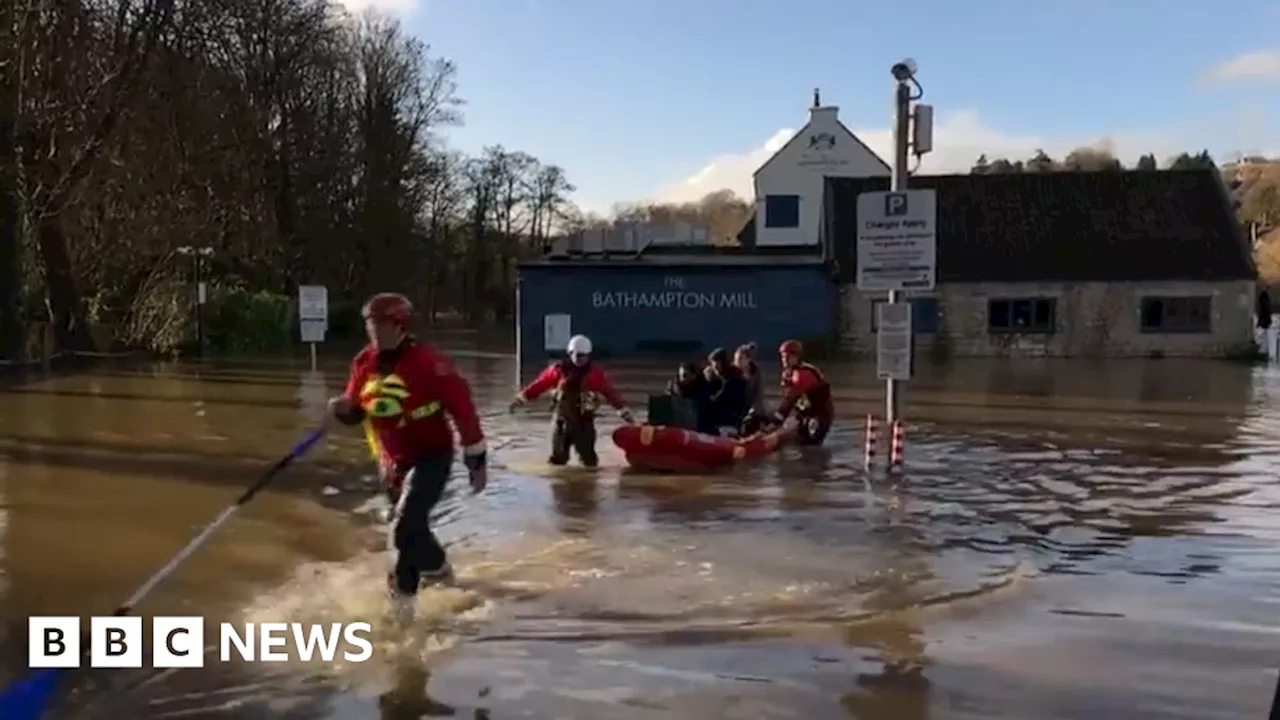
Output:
top-left (612, 423), bottom-right (795, 472)
top-left (611, 392), bottom-right (795, 472)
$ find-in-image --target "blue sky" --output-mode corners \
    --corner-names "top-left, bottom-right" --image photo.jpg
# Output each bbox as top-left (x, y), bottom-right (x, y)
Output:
top-left (361, 0), bottom-right (1280, 212)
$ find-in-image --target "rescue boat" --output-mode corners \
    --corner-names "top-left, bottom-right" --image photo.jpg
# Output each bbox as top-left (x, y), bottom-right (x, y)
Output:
top-left (611, 422), bottom-right (797, 472)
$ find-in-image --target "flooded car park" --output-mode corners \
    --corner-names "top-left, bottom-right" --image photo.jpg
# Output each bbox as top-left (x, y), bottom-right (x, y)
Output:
top-left (1, 352), bottom-right (1278, 719)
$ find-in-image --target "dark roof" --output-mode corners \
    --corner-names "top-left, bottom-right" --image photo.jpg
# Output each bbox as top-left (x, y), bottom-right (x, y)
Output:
top-left (519, 254), bottom-right (826, 269)
top-left (520, 240), bottom-right (821, 269)
top-left (824, 169), bottom-right (1255, 284)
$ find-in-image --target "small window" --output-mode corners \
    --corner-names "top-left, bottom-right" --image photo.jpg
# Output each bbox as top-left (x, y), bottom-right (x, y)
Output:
top-left (871, 298), bottom-right (939, 333)
top-left (764, 195), bottom-right (800, 229)
top-left (1140, 296), bottom-right (1211, 333)
top-left (988, 297), bottom-right (1056, 334)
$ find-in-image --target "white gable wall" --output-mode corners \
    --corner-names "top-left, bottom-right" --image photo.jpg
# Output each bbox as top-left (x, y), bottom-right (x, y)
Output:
top-left (752, 106), bottom-right (890, 247)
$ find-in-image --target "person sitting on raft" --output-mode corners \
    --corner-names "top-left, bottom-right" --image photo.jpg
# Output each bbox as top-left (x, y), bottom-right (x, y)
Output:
top-left (666, 361), bottom-right (719, 435)
top-left (704, 347), bottom-right (750, 435)
top-left (768, 339), bottom-right (834, 446)
top-left (510, 334), bottom-right (635, 467)
top-left (734, 343), bottom-right (768, 436)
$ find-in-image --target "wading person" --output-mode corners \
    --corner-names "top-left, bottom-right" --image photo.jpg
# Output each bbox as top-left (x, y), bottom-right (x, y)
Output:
top-left (328, 292), bottom-right (488, 616)
top-left (510, 334), bottom-right (634, 467)
top-left (771, 339), bottom-right (834, 446)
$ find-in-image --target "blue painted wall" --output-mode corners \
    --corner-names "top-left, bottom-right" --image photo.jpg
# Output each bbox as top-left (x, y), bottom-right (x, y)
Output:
top-left (517, 263), bottom-right (838, 364)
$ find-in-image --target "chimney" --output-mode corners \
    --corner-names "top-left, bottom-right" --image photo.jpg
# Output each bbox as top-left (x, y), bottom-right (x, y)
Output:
top-left (808, 90), bottom-right (838, 126)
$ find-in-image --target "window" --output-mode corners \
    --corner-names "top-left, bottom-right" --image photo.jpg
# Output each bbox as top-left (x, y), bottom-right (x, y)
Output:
top-left (988, 297), bottom-right (1056, 334)
top-left (871, 298), bottom-right (939, 333)
top-left (1140, 296), bottom-right (1211, 333)
top-left (764, 195), bottom-right (800, 229)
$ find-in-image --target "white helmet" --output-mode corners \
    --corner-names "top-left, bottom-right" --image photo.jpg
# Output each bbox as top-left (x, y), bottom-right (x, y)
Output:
top-left (566, 334), bottom-right (592, 355)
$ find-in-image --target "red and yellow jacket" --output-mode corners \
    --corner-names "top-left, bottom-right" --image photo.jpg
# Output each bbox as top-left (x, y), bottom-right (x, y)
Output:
top-left (518, 361), bottom-right (627, 416)
top-left (342, 339), bottom-right (486, 468)
top-left (777, 362), bottom-right (833, 420)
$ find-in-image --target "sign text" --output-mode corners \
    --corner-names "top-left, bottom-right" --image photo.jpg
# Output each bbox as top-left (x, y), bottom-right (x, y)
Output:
top-left (591, 291), bottom-right (757, 310)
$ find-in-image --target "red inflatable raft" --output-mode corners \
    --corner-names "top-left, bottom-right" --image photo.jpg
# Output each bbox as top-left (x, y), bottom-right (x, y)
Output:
top-left (612, 422), bottom-right (797, 472)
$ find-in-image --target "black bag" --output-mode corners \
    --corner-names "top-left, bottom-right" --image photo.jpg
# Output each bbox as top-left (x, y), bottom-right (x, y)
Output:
top-left (646, 394), bottom-right (698, 431)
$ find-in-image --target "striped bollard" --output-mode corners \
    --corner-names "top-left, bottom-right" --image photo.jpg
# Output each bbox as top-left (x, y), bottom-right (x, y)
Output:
top-left (888, 420), bottom-right (905, 473)
top-left (863, 414), bottom-right (878, 470)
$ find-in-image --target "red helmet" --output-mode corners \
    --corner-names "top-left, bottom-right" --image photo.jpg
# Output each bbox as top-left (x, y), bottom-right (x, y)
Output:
top-left (362, 293), bottom-right (413, 327)
top-left (779, 339), bottom-right (803, 356)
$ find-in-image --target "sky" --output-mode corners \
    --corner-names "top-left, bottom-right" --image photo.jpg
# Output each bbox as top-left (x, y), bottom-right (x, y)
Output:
top-left (343, 0), bottom-right (1280, 214)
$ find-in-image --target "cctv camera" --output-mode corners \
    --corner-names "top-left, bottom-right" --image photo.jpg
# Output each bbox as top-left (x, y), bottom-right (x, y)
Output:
top-left (891, 58), bottom-right (917, 81)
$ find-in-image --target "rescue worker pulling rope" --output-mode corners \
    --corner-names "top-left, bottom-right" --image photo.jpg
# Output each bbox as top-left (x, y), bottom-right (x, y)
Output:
top-left (510, 334), bottom-right (635, 467)
top-left (327, 292), bottom-right (488, 613)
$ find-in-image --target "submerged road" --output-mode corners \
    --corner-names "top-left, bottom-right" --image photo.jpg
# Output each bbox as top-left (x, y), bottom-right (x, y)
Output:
top-left (1, 350), bottom-right (1278, 719)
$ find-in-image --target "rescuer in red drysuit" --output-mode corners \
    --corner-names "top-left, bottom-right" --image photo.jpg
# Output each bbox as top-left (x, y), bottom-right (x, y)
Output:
top-left (510, 334), bottom-right (634, 467)
top-left (328, 292), bottom-right (488, 605)
top-left (769, 339), bottom-right (834, 446)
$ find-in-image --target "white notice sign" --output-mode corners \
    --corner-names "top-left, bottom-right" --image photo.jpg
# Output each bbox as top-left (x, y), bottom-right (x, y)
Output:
top-left (876, 302), bottom-right (914, 381)
top-left (298, 285), bottom-right (329, 322)
top-left (544, 314), bottom-right (571, 351)
top-left (299, 318), bottom-right (326, 344)
top-left (856, 190), bottom-right (937, 292)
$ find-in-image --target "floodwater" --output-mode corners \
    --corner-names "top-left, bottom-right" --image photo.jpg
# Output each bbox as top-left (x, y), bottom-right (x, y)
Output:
top-left (2, 348), bottom-right (1280, 719)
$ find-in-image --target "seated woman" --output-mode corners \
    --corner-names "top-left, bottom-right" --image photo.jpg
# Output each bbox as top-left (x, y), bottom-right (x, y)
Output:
top-left (665, 362), bottom-right (719, 435)
top-left (704, 348), bottom-right (749, 435)
top-left (734, 343), bottom-right (768, 436)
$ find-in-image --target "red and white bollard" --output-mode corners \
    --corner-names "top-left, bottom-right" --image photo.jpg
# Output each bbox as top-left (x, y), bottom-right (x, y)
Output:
top-left (863, 414), bottom-right (878, 470)
top-left (888, 419), bottom-right (905, 473)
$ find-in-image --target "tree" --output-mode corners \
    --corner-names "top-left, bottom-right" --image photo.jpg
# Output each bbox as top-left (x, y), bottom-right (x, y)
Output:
top-left (987, 157), bottom-right (1017, 174)
top-left (0, 0), bottom-right (585, 357)
top-left (970, 154), bottom-right (991, 174)
top-left (613, 190), bottom-right (754, 245)
top-left (1168, 150), bottom-right (1216, 170)
top-left (1025, 149), bottom-right (1057, 173)
top-left (1062, 147), bottom-right (1123, 172)
top-left (1135, 154), bottom-right (1158, 171)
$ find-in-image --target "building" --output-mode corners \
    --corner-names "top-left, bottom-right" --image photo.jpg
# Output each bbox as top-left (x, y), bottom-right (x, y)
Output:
top-left (746, 90), bottom-right (889, 248)
top-left (516, 249), bottom-right (837, 366)
top-left (557, 220), bottom-right (713, 255)
top-left (825, 170), bottom-right (1257, 358)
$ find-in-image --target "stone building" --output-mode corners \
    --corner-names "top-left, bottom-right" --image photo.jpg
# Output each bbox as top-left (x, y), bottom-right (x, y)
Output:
top-left (825, 170), bottom-right (1256, 358)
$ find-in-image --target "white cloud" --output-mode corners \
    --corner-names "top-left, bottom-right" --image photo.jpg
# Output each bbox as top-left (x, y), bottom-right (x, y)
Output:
top-left (336, 0), bottom-right (421, 15)
top-left (651, 109), bottom-right (1183, 204)
top-left (1200, 50), bottom-right (1280, 84)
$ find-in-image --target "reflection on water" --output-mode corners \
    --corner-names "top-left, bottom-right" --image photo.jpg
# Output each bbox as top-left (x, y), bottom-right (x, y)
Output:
top-left (1, 353), bottom-right (1279, 718)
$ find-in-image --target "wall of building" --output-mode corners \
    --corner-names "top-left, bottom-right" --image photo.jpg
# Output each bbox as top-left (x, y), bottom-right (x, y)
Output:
top-left (837, 279), bottom-right (1256, 358)
top-left (752, 106), bottom-right (888, 248)
top-left (517, 262), bottom-right (838, 365)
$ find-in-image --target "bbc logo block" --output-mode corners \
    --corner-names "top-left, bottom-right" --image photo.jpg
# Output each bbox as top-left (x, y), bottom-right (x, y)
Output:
top-left (29, 617), bottom-right (374, 668)
top-left (29, 616), bottom-right (206, 669)
top-left (28, 617), bottom-right (80, 668)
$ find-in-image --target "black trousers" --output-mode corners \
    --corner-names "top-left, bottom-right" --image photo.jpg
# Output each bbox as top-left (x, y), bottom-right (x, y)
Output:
top-left (550, 415), bottom-right (598, 467)
top-left (386, 451), bottom-right (452, 595)
top-left (797, 414), bottom-right (832, 446)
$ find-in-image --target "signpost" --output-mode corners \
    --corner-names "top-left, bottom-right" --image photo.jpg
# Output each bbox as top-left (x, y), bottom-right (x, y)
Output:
top-left (855, 189), bottom-right (937, 293)
top-left (298, 285), bottom-right (328, 372)
top-left (863, 59), bottom-right (935, 437)
top-left (876, 302), bottom-right (914, 381)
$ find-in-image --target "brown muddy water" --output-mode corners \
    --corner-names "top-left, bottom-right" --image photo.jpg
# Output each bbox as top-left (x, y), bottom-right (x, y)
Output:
top-left (1, 350), bottom-right (1280, 719)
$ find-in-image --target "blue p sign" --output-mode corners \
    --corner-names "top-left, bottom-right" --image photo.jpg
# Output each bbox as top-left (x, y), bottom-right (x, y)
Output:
top-left (884, 193), bottom-right (908, 217)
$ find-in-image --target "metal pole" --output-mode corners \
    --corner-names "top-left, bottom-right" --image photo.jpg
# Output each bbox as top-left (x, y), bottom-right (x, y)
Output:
top-left (194, 253), bottom-right (204, 357)
top-left (309, 342), bottom-right (317, 372)
top-left (885, 79), bottom-right (912, 427)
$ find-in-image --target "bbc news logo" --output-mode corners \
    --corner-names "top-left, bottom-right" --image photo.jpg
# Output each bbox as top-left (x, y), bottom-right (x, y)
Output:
top-left (29, 617), bottom-right (374, 668)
